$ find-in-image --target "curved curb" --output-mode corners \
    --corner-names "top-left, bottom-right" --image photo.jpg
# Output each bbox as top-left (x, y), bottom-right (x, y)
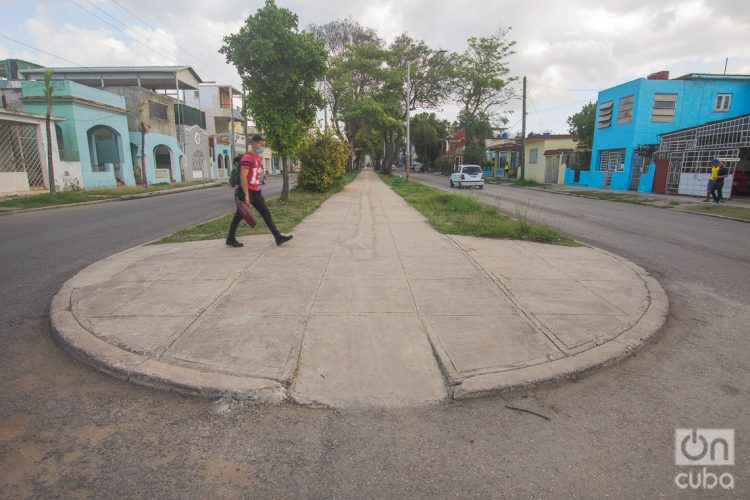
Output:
top-left (49, 283), bottom-right (287, 404)
top-left (451, 265), bottom-right (669, 400)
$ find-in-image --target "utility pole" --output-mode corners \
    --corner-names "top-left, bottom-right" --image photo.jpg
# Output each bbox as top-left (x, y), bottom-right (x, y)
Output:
top-left (519, 76), bottom-right (527, 180)
top-left (323, 77), bottom-right (328, 130)
top-left (406, 59), bottom-right (411, 181)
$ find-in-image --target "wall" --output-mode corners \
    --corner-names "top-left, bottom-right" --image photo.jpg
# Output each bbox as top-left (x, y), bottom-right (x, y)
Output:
top-left (178, 125), bottom-right (210, 180)
top-left (130, 132), bottom-right (183, 184)
top-left (524, 137), bottom-right (577, 183)
top-left (21, 80), bottom-right (134, 188)
top-left (105, 86), bottom-right (177, 137)
top-left (588, 76), bottom-right (750, 191)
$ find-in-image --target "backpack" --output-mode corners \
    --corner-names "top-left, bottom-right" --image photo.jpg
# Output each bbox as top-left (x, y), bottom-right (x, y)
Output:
top-left (229, 154), bottom-right (252, 187)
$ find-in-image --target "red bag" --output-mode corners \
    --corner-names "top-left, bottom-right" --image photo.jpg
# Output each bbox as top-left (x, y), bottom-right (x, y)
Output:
top-left (236, 199), bottom-right (257, 227)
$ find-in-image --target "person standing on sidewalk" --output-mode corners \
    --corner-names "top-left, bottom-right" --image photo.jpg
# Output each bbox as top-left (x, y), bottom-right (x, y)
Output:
top-left (226, 134), bottom-right (293, 247)
top-left (702, 160), bottom-right (720, 202)
top-left (709, 159), bottom-right (729, 205)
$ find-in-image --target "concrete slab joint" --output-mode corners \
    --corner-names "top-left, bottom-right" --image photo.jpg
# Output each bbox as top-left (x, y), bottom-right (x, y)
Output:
top-left (49, 171), bottom-right (668, 409)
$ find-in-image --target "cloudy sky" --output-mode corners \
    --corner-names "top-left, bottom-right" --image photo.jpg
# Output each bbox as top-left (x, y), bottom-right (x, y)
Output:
top-left (1, 0), bottom-right (748, 134)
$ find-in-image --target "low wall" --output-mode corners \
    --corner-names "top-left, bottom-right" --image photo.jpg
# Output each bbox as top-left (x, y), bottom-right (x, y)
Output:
top-left (0, 172), bottom-right (30, 195)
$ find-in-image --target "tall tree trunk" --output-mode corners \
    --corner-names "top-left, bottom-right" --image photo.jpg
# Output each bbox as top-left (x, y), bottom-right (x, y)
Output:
top-left (281, 156), bottom-right (289, 201)
top-left (45, 113), bottom-right (55, 193)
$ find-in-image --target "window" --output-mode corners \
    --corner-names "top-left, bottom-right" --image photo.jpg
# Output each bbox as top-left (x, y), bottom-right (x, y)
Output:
top-left (617, 95), bottom-right (634, 124)
top-left (598, 100), bottom-right (613, 128)
top-left (149, 101), bottom-right (168, 121)
top-left (715, 94), bottom-right (732, 112)
top-left (652, 93), bottom-right (677, 123)
top-left (529, 148), bottom-right (539, 163)
top-left (462, 166), bottom-right (482, 174)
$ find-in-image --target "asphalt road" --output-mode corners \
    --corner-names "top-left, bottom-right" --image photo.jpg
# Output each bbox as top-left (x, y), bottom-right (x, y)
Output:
top-left (1, 173), bottom-right (748, 498)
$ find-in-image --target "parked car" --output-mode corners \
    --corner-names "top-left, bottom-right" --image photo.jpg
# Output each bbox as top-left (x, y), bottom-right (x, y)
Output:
top-left (450, 164), bottom-right (484, 189)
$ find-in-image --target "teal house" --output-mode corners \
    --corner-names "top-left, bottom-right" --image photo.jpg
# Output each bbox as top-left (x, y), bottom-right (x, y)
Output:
top-left (21, 80), bottom-right (135, 188)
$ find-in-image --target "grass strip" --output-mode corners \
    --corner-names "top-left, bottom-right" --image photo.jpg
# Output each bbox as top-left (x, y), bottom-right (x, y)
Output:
top-left (563, 190), bottom-right (656, 204)
top-left (155, 172), bottom-right (359, 244)
top-left (679, 204), bottom-right (750, 221)
top-left (382, 175), bottom-right (577, 245)
top-left (0, 180), bottom-right (216, 209)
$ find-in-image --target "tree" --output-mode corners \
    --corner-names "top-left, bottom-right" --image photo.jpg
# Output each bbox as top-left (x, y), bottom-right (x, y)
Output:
top-left (457, 109), bottom-right (493, 165)
top-left (454, 28), bottom-right (517, 126)
top-left (137, 97), bottom-right (150, 187)
top-left (43, 69), bottom-right (55, 193)
top-left (308, 18), bottom-right (382, 135)
top-left (410, 112), bottom-right (448, 169)
top-left (221, 0), bottom-right (326, 200)
top-left (567, 102), bottom-right (596, 149)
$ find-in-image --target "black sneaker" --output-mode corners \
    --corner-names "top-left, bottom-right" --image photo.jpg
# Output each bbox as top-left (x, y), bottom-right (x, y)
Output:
top-left (275, 234), bottom-right (293, 246)
top-left (226, 239), bottom-right (244, 247)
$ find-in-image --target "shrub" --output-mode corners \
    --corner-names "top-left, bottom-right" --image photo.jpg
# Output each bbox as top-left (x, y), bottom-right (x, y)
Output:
top-left (434, 156), bottom-right (453, 174)
top-left (297, 129), bottom-right (351, 192)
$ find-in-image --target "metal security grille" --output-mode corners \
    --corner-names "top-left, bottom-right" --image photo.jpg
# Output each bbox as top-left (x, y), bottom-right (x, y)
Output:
top-left (0, 120), bottom-right (44, 187)
top-left (658, 114), bottom-right (749, 194)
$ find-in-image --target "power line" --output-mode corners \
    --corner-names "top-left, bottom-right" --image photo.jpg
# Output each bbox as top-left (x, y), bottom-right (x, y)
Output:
top-left (528, 82), bottom-right (599, 92)
top-left (528, 94), bottom-right (548, 131)
top-left (67, 0), bottom-right (169, 64)
top-left (67, 0), bottom-right (238, 85)
top-left (107, 0), bottom-right (239, 83)
top-left (0, 32), bottom-right (83, 67)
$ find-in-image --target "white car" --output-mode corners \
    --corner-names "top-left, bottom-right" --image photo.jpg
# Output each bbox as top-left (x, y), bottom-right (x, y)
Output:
top-left (450, 164), bottom-right (484, 189)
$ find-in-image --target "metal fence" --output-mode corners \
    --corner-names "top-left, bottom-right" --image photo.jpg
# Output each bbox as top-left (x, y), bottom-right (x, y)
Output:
top-left (0, 119), bottom-right (45, 187)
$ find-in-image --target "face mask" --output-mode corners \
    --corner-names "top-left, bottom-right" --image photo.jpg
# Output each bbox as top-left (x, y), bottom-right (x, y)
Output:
top-left (255, 146), bottom-right (265, 154)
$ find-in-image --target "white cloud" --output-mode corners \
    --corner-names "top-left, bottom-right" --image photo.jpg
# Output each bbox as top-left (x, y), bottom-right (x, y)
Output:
top-left (4, 0), bottom-right (748, 133)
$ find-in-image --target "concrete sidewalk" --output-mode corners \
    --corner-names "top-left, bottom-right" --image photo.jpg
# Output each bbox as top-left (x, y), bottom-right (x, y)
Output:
top-left (51, 171), bottom-right (668, 408)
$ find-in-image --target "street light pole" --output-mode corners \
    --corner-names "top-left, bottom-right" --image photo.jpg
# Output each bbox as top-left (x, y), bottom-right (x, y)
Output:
top-left (406, 59), bottom-right (411, 181)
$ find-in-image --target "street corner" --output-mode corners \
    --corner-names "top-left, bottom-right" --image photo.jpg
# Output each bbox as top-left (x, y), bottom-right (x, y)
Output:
top-left (442, 236), bottom-right (669, 400)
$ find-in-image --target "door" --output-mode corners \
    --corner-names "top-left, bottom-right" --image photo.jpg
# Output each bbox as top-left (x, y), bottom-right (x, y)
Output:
top-left (545, 156), bottom-right (560, 183)
top-left (652, 159), bottom-right (669, 193)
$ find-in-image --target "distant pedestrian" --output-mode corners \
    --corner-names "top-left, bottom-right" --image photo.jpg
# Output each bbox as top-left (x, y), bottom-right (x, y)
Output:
top-left (503, 163), bottom-right (510, 178)
top-left (226, 134), bottom-right (293, 247)
top-left (709, 159), bottom-right (729, 205)
top-left (702, 160), bottom-right (720, 202)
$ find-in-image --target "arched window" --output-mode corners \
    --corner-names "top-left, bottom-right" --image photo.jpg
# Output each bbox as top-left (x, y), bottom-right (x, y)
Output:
top-left (87, 125), bottom-right (121, 174)
top-left (153, 145), bottom-right (173, 181)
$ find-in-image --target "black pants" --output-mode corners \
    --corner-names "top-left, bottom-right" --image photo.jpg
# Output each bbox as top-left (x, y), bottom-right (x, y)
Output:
top-left (710, 181), bottom-right (724, 203)
top-left (227, 188), bottom-right (280, 241)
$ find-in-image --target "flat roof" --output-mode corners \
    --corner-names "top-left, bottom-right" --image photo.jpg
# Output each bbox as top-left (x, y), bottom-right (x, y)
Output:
top-left (675, 73), bottom-right (750, 81)
top-left (18, 65), bottom-right (203, 90)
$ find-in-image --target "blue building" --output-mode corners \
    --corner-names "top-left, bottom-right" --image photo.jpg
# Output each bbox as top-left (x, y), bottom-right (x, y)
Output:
top-left (567, 72), bottom-right (750, 192)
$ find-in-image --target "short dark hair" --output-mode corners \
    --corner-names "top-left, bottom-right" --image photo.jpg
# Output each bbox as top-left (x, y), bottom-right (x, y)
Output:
top-left (251, 134), bottom-right (265, 143)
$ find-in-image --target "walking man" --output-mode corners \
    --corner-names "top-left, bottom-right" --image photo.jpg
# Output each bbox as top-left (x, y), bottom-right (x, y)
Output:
top-left (709, 159), bottom-right (729, 205)
top-left (504, 162), bottom-right (510, 178)
top-left (702, 159), bottom-right (720, 202)
top-left (226, 134), bottom-right (293, 247)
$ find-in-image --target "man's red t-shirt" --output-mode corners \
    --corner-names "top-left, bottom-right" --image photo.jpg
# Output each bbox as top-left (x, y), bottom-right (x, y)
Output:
top-left (240, 152), bottom-right (263, 192)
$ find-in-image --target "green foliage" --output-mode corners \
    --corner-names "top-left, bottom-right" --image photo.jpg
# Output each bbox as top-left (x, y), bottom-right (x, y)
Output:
top-left (220, 0), bottom-right (326, 158)
top-left (297, 129), bottom-right (352, 192)
top-left (463, 144), bottom-right (486, 166)
top-left (383, 176), bottom-right (575, 245)
top-left (567, 102), bottom-right (596, 149)
top-left (434, 156), bottom-right (454, 174)
top-left (410, 112), bottom-right (449, 169)
top-left (454, 28), bottom-right (516, 124)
